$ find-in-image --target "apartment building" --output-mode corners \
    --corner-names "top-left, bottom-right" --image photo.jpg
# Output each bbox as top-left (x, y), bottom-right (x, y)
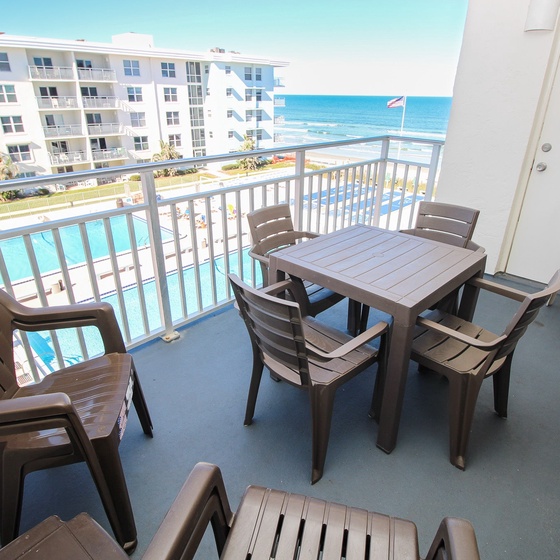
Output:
top-left (0, 32), bottom-right (288, 179)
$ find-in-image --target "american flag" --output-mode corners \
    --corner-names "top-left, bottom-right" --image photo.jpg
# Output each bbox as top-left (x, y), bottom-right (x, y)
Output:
top-left (387, 96), bottom-right (405, 108)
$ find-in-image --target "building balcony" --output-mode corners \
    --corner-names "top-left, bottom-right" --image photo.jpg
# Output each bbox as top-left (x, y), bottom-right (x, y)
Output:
top-left (48, 151), bottom-right (87, 165)
top-left (36, 96), bottom-right (79, 110)
top-left (91, 147), bottom-right (127, 161)
top-left (274, 96), bottom-right (286, 107)
top-left (43, 124), bottom-right (84, 138)
top-left (274, 115), bottom-right (285, 125)
top-left (77, 67), bottom-right (117, 82)
top-left (82, 96), bottom-right (120, 109)
top-left (28, 65), bottom-right (74, 80)
top-left (87, 123), bottom-right (124, 136)
top-left (274, 77), bottom-right (285, 87)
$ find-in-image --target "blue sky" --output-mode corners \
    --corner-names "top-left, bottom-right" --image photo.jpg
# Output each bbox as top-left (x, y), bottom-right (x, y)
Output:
top-left (6, 0), bottom-right (468, 96)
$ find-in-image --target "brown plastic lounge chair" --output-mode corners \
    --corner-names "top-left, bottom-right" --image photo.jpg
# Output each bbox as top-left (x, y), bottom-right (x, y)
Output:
top-left (0, 462), bottom-right (481, 560)
top-left (408, 270), bottom-right (560, 470)
top-left (247, 204), bottom-right (362, 333)
top-left (400, 201), bottom-right (480, 248)
top-left (0, 290), bottom-right (153, 553)
top-left (228, 273), bottom-right (388, 484)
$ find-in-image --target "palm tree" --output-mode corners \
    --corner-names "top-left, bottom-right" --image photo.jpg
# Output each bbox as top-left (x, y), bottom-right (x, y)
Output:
top-left (237, 135), bottom-right (260, 171)
top-left (0, 154), bottom-right (19, 181)
top-left (152, 141), bottom-right (183, 176)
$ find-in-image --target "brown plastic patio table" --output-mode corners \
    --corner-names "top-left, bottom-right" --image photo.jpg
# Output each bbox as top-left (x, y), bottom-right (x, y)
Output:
top-left (269, 224), bottom-right (487, 453)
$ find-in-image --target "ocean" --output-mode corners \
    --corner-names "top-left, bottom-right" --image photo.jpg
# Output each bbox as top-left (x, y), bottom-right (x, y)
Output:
top-left (274, 95), bottom-right (452, 149)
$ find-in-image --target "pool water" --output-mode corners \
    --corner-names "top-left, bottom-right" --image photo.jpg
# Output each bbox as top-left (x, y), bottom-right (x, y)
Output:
top-left (0, 215), bottom-right (173, 283)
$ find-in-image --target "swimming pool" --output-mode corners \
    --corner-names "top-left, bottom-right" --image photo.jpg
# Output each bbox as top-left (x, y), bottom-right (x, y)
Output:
top-left (0, 215), bottom-right (173, 283)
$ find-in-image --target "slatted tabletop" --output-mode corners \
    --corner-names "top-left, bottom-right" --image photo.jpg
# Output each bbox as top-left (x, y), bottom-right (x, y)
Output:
top-left (269, 224), bottom-right (487, 452)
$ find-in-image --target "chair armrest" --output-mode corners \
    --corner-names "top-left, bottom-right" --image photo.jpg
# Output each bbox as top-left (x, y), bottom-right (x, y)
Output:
top-left (416, 316), bottom-right (506, 350)
top-left (293, 231), bottom-right (319, 240)
top-left (11, 301), bottom-right (126, 354)
top-left (425, 517), bottom-right (480, 560)
top-left (306, 321), bottom-right (388, 360)
top-left (142, 462), bottom-right (234, 560)
top-left (248, 249), bottom-right (270, 267)
top-left (465, 276), bottom-right (528, 302)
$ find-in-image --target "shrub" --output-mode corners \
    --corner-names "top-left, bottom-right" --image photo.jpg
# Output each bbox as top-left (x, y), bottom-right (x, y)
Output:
top-left (128, 174), bottom-right (141, 181)
top-left (222, 163), bottom-right (240, 171)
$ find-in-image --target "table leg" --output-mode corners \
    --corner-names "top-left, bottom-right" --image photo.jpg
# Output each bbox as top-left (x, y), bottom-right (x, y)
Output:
top-left (457, 274), bottom-right (482, 321)
top-left (375, 321), bottom-right (415, 453)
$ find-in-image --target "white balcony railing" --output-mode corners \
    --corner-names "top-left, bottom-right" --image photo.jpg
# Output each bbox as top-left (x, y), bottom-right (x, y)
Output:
top-left (36, 96), bottom-right (79, 109)
top-left (274, 97), bottom-right (286, 107)
top-left (77, 67), bottom-right (117, 82)
top-left (48, 151), bottom-right (88, 165)
top-left (82, 96), bottom-right (119, 109)
top-left (91, 147), bottom-right (127, 161)
top-left (29, 66), bottom-right (74, 80)
top-left (43, 124), bottom-right (83, 137)
top-left (0, 135), bottom-right (443, 381)
top-left (87, 123), bottom-right (124, 135)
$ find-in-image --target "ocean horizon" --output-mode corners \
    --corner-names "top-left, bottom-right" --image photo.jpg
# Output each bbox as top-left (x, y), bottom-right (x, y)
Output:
top-left (274, 95), bottom-right (452, 150)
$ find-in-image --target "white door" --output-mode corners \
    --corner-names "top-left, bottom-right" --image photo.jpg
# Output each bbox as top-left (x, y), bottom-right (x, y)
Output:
top-left (506, 59), bottom-right (560, 283)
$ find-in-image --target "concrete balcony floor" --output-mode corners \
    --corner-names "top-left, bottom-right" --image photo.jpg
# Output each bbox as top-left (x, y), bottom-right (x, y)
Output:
top-left (13, 274), bottom-right (560, 559)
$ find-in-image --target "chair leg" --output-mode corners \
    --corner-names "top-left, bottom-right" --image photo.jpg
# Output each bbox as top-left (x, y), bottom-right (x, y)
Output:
top-left (309, 385), bottom-right (336, 484)
top-left (131, 366), bottom-right (154, 437)
top-left (492, 356), bottom-right (512, 418)
top-left (0, 453), bottom-right (25, 546)
top-left (89, 433), bottom-right (137, 553)
top-left (447, 373), bottom-right (484, 470)
top-left (244, 345), bottom-right (264, 426)
top-left (369, 334), bottom-right (388, 421)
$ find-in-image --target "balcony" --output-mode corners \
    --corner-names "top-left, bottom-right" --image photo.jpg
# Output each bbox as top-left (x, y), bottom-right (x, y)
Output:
top-left (91, 147), bottom-right (127, 161)
top-left (36, 96), bottom-right (79, 110)
top-left (87, 123), bottom-right (124, 136)
top-left (48, 151), bottom-right (87, 165)
top-left (82, 96), bottom-right (120, 109)
top-left (274, 115), bottom-right (285, 125)
top-left (28, 65), bottom-right (74, 80)
top-left (77, 67), bottom-right (117, 82)
top-left (0, 135), bottom-right (556, 559)
top-left (42, 124), bottom-right (83, 138)
top-left (274, 96), bottom-right (286, 107)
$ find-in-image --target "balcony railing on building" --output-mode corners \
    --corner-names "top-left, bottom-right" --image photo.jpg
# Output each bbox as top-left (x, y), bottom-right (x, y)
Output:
top-left (274, 97), bottom-right (286, 107)
top-left (82, 96), bottom-right (120, 109)
top-left (77, 67), bottom-right (117, 82)
top-left (49, 151), bottom-right (87, 165)
top-left (91, 147), bottom-right (127, 161)
top-left (28, 65), bottom-right (74, 80)
top-left (43, 124), bottom-right (83, 138)
top-left (0, 135), bottom-right (442, 383)
top-left (87, 123), bottom-right (124, 135)
top-left (36, 96), bottom-right (79, 110)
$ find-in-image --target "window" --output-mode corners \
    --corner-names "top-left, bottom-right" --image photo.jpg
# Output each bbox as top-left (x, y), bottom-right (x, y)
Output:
top-left (227, 109), bottom-right (233, 118)
top-left (33, 57), bottom-right (53, 68)
top-left (256, 110), bottom-right (263, 122)
top-left (17, 171), bottom-right (37, 178)
top-left (169, 134), bottom-right (181, 147)
top-left (190, 107), bottom-right (204, 127)
top-left (225, 66), bottom-right (231, 75)
top-left (166, 111), bottom-right (180, 125)
top-left (1, 116), bottom-right (23, 133)
top-left (51, 141), bottom-right (68, 154)
top-left (163, 87), bottom-right (178, 102)
top-left (246, 129), bottom-right (263, 141)
top-left (228, 131), bottom-right (234, 138)
top-left (191, 128), bottom-right (205, 148)
top-left (256, 67), bottom-right (262, 81)
top-left (81, 86), bottom-right (98, 97)
top-left (123, 60), bottom-right (140, 76)
top-left (127, 87), bottom-right (143, 102)
top-left (161, 62), bottom-right (176, 78)
top-left (0, 85), bottom-right (16, 103)
top-left (133, 136), bottom-right (148, 150)
top-left (245, 67), bottom-right (252, 80)
top-left (226, 88), bottom-right (233, 97)
top-left (56, 166), bottom-right (73, 173)
top-left (245, 89), bottom-right (253, 102)
top-left (246, 110), bottom-right (253, 122)
top-left (130, 112), bottom-right (146, 127)
top-left (186, 61), bottom-right (202, 83)
top-left (188, 85), bottom-right (203, 105)
top-left (256, 89), bottom-right (262, 101)
top-left (91, 138), bottom-right (107, 151)
top-left (86, 113), bottom-right (102, 124)
top-left (0, 53), bottom-right (10, 72)
top-left (39, 86), bottom-right (58, 98)
top-left (76, 59), bottom-right (92, 68)
top-left (8, 144), bottom-right (31, 162)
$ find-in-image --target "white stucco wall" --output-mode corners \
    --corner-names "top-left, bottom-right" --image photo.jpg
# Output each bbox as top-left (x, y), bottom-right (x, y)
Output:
top-left (436, 0), bottom-right (558, 273)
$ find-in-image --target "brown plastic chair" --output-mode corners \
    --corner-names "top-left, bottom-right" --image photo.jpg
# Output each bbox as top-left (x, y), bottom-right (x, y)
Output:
top-left (0, 290), bottom-right (153, 553)
top-left (247, 204), bottom-right (362, 331)
top-left (400, 201), bottom-right (480, 248)
top-left (0, 462), bottom-right (481, 560)
top-left (228, 273), bottom-right (388, 484)
top-left (408, 270), bottom-right (560, 470)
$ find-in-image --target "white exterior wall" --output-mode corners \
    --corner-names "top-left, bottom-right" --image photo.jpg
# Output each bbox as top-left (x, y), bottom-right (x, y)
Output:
top-left (436, 0), bottom-right (559, 273)
top-left (0, 34), bottom-right (287, 179)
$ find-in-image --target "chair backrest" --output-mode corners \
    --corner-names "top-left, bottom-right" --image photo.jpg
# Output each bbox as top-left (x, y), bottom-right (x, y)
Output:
top-left (246, 204), bottom-right (300, 258)
top-left (228, 274), bottom-right (311, 387)
top-left (407, 201), bottom-right (480, 248)
top-left (0, 291), bottom-right (24, 399)
top-left (495, 270), bottom-right (560, 362)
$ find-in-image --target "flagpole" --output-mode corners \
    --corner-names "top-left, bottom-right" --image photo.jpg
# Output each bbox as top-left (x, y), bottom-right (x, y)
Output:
top-left (397, 96), bottom-right (407, 159)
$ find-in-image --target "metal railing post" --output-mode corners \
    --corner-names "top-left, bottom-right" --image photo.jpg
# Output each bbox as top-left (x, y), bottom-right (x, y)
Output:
top-left (140, 171), bottom-right (179, 342)
top-left (293, 148), bottom-right (306, 230)
top-left (424, 143), bottom-right (442, 201)
top-left (372, 138), bottom-right (390, 226)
